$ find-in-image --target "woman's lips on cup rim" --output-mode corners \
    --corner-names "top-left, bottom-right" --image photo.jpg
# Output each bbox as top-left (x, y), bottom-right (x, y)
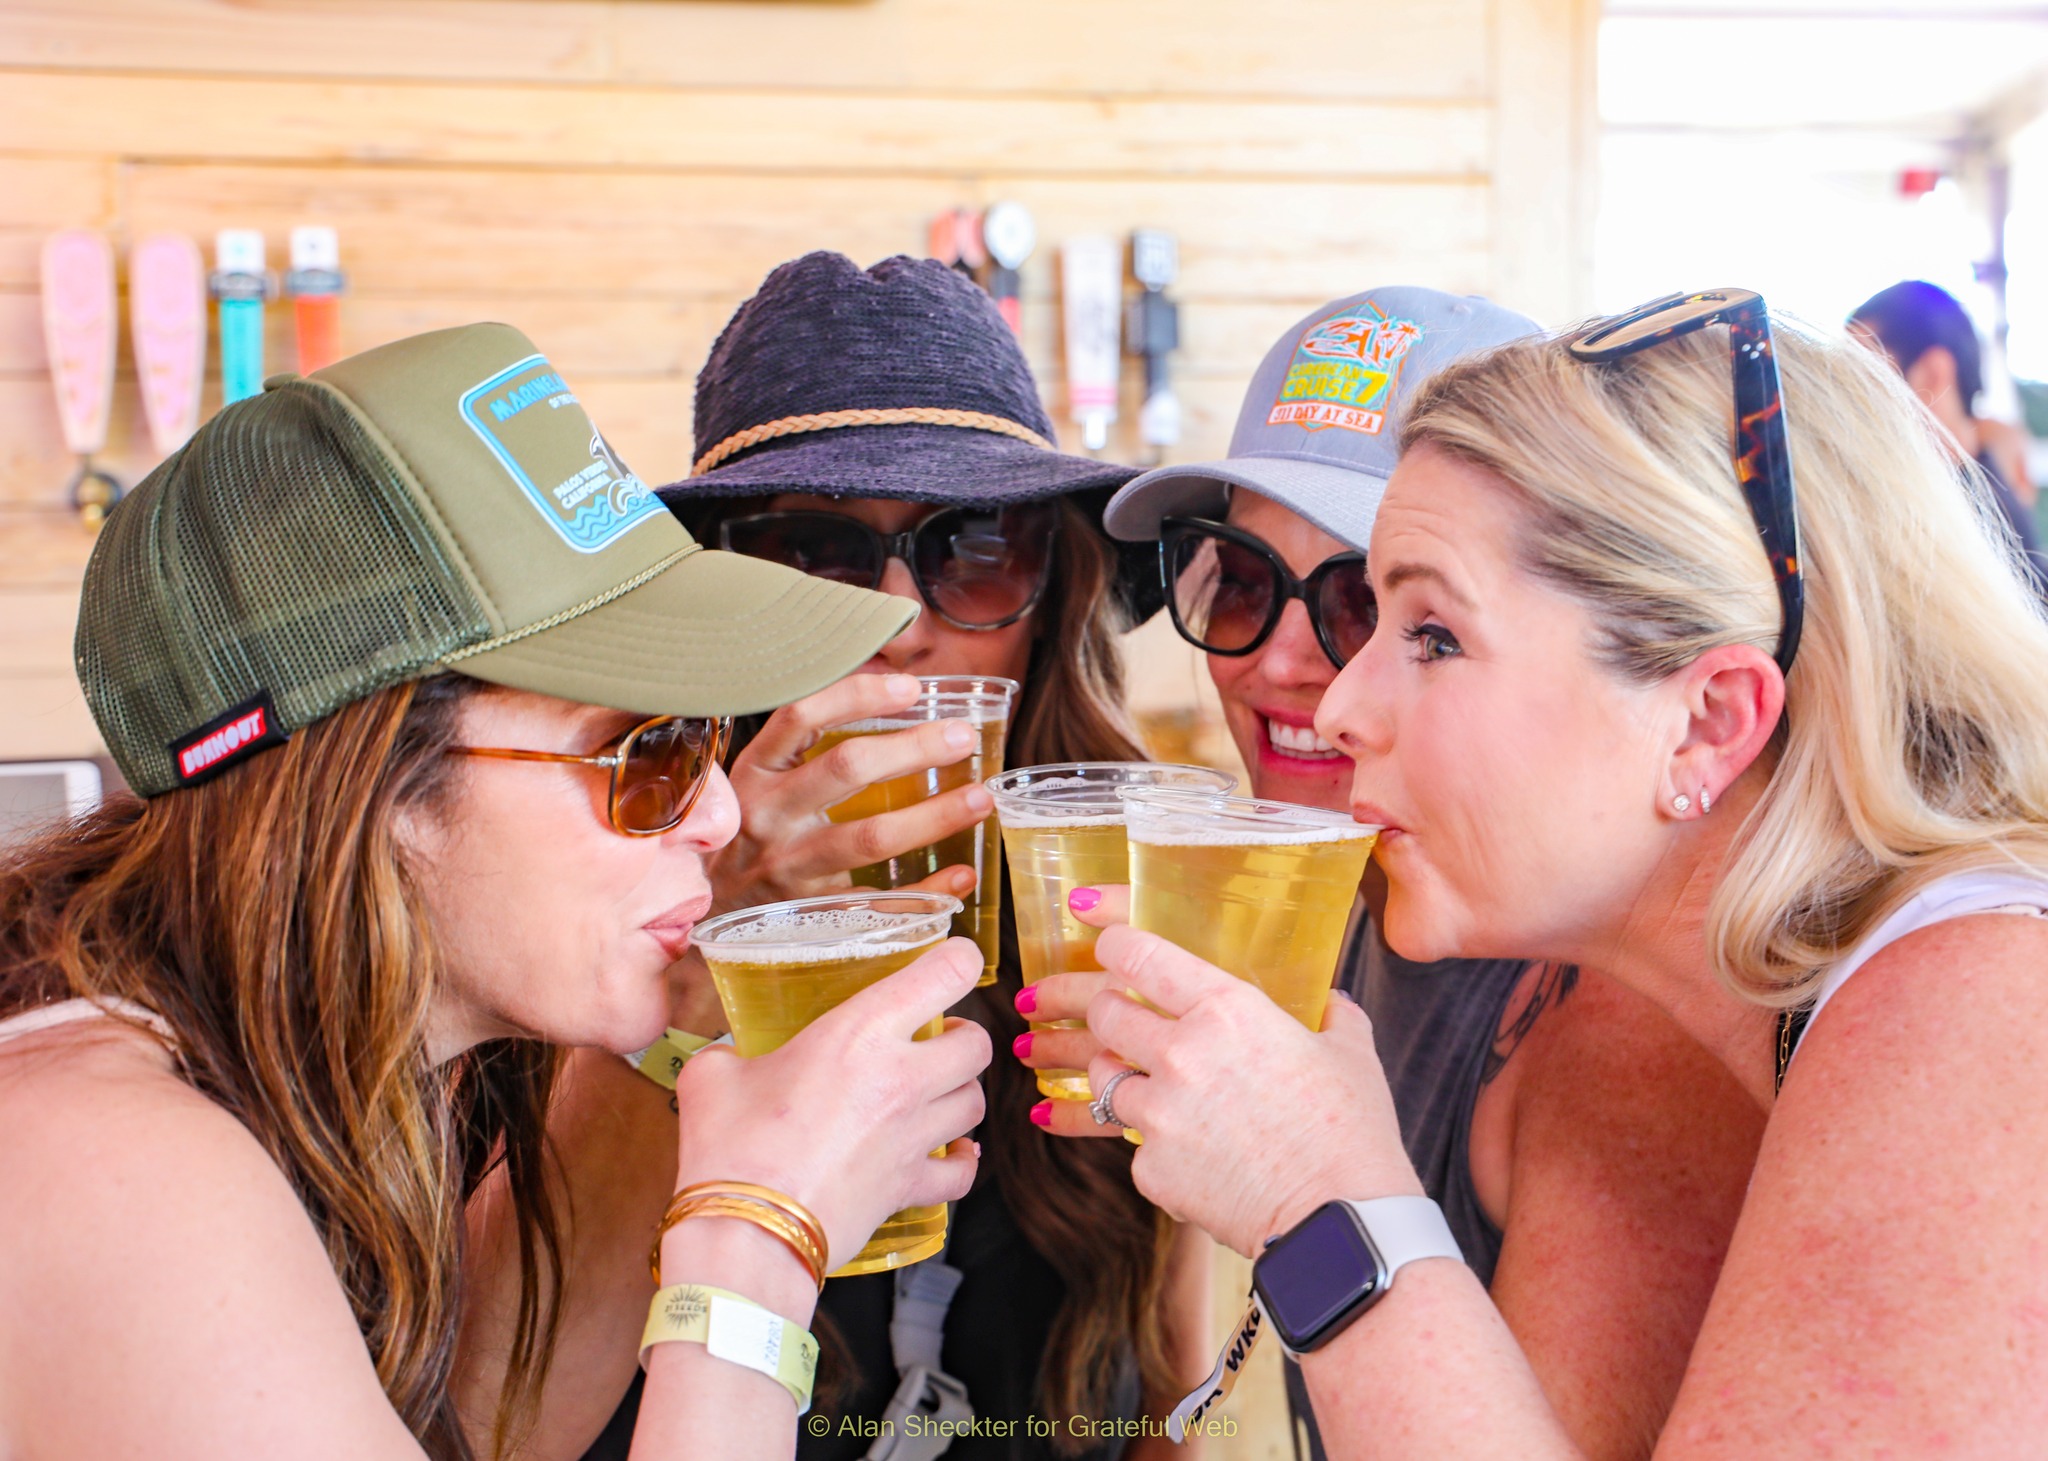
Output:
top-left (644, 894), bottom-right (714, 961)
top-left (1351, 802), bottom-right (1404, 839)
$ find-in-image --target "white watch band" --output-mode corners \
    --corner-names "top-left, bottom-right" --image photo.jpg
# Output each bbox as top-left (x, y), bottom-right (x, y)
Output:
top-left (1341, 1196), bottom-right (1462, 1277)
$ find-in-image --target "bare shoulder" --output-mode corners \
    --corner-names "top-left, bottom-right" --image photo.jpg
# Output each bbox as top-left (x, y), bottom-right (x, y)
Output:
top-left (1512, 966), bottom-right (1762, 1153)
top-left (0, 1022), bottom-right (423, 1458)
top-left (1484, 970), bottom-right (1764, 1459)
top-left (1661, 912), bottom-right (2048, 1457)
top-left (1480, 965), bottom-right (1764, 1217)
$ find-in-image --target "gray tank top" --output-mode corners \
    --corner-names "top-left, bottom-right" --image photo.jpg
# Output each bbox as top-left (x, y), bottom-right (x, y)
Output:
top-left (1283, 918), bottom-right (1527, 1461)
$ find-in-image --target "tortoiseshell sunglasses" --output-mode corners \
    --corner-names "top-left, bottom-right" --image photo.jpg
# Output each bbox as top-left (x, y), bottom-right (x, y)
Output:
top-left (451, 715), bottom-right (732, 837)
top-left (1569, 288), bottom-right (1804, 675)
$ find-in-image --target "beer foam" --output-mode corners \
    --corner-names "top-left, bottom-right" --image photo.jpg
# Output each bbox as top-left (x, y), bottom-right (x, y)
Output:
top-left (827, 708), bottom-right (1004, 733)
top-left (999, 809), bottom-right (1120, 829)
top-left (994, 773), bottom-right (1229, 826)
top-left (995, 781), bottom-right (1126, 827)
top-left (1125, 822), bottom-right (1377, 848)
top-left (701, 906), bottom-right (945, 964)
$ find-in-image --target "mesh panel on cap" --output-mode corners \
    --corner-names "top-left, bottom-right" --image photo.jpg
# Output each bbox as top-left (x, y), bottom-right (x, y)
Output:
top-left (77, 381), bottom-right (493, 794)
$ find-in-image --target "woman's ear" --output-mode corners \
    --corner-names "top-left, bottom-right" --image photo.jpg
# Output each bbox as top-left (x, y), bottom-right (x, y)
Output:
top-left (1662, 642), bottom-right (1784, 818)
top-left (392, 787), bottom-right (444, 869)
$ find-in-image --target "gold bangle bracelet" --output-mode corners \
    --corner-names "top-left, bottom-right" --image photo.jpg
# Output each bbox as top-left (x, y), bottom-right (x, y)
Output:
top-left (658, 1190), bottom-right (828, 1275)
top-left (670, 1182), bottom-right (829, 1253)
top-left (662, 1182), bottom-right (829, 1274)
top-left (651, 1188), bottom-right (829, 1290)
top-left (650, 1198), bottom-right (822, 1289)
top-left (650, 1198), bottom-right (823, 1290)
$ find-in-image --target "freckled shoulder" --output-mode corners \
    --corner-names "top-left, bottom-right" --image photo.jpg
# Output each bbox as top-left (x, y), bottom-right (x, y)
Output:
top-left (0, 1017), bottom-right (421, 1456)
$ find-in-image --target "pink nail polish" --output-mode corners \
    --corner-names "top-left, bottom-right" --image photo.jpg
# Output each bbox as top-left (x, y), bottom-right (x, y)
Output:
top-left (1012, 1032), bottom-right (1034, 1060)
top-left (1015, 985), bottom-right (1039, 1016)
top-left (1068, 887), bottom-right (1101, 914)
top-left (1030, 1101), bottom-right (1053, 1128)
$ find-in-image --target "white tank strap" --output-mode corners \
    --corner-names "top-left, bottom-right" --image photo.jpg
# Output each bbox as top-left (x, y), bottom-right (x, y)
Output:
top-left (0, 996), bottom-right (173, 1046)
top-left (1795, 868), bottom-right (2048, 1067)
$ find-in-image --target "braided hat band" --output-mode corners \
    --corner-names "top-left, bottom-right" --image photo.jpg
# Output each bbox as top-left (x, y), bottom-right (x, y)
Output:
top-left (691, 406), bottom-right (1054, 478)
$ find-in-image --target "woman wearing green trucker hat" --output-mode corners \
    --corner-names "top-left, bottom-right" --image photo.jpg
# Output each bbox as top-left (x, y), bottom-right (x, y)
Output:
top-left (0, 324), bottom-right (990, 1459)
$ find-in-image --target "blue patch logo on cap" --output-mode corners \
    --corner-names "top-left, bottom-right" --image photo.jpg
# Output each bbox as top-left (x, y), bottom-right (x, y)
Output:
top-left (459, 354), bottom-right (664, 553)
top-left (1267, 301), bottom-right (1424, 436)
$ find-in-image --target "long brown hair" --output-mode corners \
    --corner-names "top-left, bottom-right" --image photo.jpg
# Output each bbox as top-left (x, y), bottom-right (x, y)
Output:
top-left (975, 498), bottom-right (1181, 1439)
top-left (677, 493), bottom-right (1180, 1444)
top-left (0, 674), bottom-right (563, 1459)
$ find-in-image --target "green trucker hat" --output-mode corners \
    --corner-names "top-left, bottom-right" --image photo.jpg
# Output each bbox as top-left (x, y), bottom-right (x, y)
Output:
top-left (76, 323), bottom-right (916, 796)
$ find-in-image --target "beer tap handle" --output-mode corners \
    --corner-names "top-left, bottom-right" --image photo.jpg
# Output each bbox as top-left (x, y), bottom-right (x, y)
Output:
top-left (981, 202), bottom-right (1036, 339)
top-left (210, 229), bottom-right (277, 406)
top-left (1127, 230), bottom-right (1183, 453)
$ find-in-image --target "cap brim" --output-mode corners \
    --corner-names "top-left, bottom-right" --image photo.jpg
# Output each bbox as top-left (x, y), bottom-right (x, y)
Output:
top-left (445, 547), bottom-right (916, 718)
top-left (1102, 455), bottom-right (1390, 552)
top-left (661, 423), bottom-right (1136, 507)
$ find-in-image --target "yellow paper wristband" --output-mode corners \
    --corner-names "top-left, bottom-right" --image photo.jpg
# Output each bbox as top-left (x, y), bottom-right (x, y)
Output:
top-left (640, 1283), bottom-right (818, 1415)
top-left (627, 1028), bottom-right (724, 1090)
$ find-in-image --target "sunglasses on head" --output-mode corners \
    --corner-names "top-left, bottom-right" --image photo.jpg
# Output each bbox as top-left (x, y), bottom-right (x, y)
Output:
top-left (719, 502), bottom-right (1059, 631)
top-left (1569, 288), bottom-right (1804, 675)
top-left (450, 714), bottom-right (732, 837)
top-left (1159, 516), bottom-right (1377, 669)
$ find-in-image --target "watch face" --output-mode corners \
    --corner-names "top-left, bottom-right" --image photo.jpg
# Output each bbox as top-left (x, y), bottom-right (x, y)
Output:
top-left (1253, 1202), bottom-right (1386, 1352)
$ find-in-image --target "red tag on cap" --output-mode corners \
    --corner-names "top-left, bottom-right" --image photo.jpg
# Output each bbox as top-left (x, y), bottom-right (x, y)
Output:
top-left (168, 693), bottom-right (287, 786)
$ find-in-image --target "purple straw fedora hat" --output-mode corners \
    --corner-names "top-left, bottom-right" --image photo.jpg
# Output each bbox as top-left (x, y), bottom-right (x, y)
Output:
top-left (658, 252), bottom-right (1137, 507)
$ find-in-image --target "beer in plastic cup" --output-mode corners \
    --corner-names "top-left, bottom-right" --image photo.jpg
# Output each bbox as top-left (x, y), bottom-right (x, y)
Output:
top-left (693, 890), bottom-right (962, 1275)
top-left (806, 675), bottom-right (1017, 985)
top-left (987, 762), bottom-right (1237, 1099)
top-left (1116, 789), bottom-right (1378, 1143)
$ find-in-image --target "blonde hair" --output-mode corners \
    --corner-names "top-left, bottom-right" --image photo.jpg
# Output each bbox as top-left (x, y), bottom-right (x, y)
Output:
top-left (1402, 319), bottom-right (2048, 1005)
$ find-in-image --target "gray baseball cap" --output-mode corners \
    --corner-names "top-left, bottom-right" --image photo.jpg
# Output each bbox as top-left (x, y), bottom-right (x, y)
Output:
top-left (1103, 287), bottom-right (1542, 548)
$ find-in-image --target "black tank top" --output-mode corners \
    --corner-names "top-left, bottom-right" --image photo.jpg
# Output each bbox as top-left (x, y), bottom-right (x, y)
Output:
top-left (1281, 917), bottom-right (1526, 1461)
top-left (581, 1170), bottom-right (1140, 1461)
top-left (580, 895), bottom-right (1142, 1461)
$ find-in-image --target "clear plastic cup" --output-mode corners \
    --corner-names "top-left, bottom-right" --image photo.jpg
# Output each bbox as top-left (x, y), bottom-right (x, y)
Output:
top-left (806, 675), bottom-right (1018, 986)
top-left (693, 890), bottom-right (962, 1275)
top-left (1115, 789), bottom-right (1378, 1143)
top-left (987, 762), bottom-right (1237, 1099)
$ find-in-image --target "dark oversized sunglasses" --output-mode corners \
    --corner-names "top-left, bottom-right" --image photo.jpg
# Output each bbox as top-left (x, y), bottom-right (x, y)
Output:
top-left (450, 715), bottom-right (732, 837)
top-left (719, 502), bottom-right (1058, 631)
top-left (1160, 516), bottom-right (1377, 669)
top-left (1569, 288), bottom-right (1804, 675)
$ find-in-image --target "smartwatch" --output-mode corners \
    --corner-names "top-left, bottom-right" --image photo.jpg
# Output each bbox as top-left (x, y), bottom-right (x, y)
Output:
top-left (1251, 1197), bottom-right (1462, 1355)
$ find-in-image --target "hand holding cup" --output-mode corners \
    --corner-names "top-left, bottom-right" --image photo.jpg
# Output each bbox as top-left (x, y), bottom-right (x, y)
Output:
top-left (671, 933), bottom-right (990, 1275)
top-left (1082, 923), bottom-right (1418, 1256)
top-left (710, 673), bottom-right (991, 913)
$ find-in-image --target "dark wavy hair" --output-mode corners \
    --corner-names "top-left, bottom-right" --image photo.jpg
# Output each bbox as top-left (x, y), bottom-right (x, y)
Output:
top-left (675, 492), bottom-right (1180, 1446)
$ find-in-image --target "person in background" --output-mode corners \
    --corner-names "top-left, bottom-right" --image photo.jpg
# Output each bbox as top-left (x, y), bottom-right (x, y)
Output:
top-left (0, 325), bottom-right (989, 1460)
top-left (470, 255), bottom-right (1207, 1461)
top-left (1849, 279), bottom-right (2047, 595)
top-left (1019, 289), bottom-right (1764, 1461)
top-left (1079, 294), bottom-right (2048, 1456)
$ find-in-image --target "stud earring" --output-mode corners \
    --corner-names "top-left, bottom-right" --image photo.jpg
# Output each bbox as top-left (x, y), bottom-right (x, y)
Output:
top-left (1700, 786), bottom-right (1713, 815)
top-left (1672, 794), bottom-right (1691, 814)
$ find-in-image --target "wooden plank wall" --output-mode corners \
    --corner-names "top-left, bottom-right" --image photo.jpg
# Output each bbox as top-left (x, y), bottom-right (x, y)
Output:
top-left (0, 0), bottom-right (1598, 760)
